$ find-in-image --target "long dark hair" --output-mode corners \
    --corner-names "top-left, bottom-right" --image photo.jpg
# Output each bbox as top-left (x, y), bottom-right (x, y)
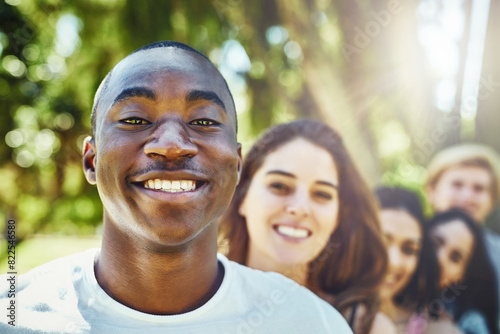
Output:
top-left (428, 209), bottom-right (499, 334)
top-left (375, 186), bottom-right (440, 313)
top-left (219, 119), bottom-right (388, 332)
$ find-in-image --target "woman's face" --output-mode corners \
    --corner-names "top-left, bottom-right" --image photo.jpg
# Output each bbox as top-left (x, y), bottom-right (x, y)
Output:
top-left (379, 209), bottom-right (422, 301)
top-left (240, 138), bottom-right (340, 271)
top-left (431, 219), bottom-right (474, 289)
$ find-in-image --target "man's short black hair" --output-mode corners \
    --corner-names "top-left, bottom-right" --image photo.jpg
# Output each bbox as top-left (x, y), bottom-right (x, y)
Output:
top-left (91, 41), bottom-right (237, 136)
top-left (131, 41), bottom-right (210, 60)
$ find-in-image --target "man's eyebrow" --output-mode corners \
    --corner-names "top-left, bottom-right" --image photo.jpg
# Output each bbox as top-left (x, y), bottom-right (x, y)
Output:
top-left (266, 170), bottom-right (338, 189)
top-left (186, 90), bottom-right (226, 113)
top-left (112, 87), bottom-right (156, 106)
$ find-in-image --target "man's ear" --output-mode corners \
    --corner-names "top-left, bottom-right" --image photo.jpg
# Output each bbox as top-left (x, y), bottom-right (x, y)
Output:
top-left (236, 143), bottom-right (243, 184)
top-left (82, 136), bottom-right (97, 185)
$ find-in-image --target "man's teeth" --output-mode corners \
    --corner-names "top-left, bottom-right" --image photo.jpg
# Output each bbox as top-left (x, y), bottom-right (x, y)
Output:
top-left (276, 225), bottom-right (309, 239)
top-left (144, 179), bottom-right (197, 192)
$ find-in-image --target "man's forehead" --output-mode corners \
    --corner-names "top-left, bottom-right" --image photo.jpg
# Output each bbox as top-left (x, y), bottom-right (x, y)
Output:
top-left (103, 47), bottom-right (231, 105)
top-left (114, 47), bottom-right (214, 81)
top-left (436, 165), bottom-right (492, 191)
top-left (94, 46), bottom-right (236, 135)
top-left (447, 165), bottom-right (492, 178)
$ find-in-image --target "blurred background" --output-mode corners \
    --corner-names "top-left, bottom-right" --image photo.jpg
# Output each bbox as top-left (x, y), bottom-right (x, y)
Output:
top-left (1, 0), bottom-right (500, 273)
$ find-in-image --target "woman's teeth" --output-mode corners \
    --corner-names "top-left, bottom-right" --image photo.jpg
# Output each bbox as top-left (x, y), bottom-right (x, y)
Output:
top-left (276, 225), bottom-right (310, 239)
top-left (143, 179), bottom-right (197, 192)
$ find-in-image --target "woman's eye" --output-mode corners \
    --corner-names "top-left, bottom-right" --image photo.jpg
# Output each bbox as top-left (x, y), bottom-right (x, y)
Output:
top-left (315, 191), bottom-right (332, 200)
top-left (190, 119), bottom-right (220, 126)
top-left (269, 182), bottom-right (289, 193)
top-left (120, 117), bottom-right (149, 125)
top-left (450, 251), bottom-right (463, 263)
top-left (402, 245), bottom-right (419, 256)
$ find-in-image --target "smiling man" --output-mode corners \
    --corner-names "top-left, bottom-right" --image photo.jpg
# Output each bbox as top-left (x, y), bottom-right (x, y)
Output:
top-left (0, 41), bottom-right (351, 333)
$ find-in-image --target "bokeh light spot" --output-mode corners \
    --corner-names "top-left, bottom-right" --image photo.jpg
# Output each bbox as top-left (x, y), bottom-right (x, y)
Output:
top-left (5, 130), bottom-right (24, 148)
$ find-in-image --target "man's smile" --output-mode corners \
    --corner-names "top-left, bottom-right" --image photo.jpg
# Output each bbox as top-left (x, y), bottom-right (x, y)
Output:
top-left (143, 179), bottom-right (202, 192)
top-left (128, 169), bottom-right (211, 204)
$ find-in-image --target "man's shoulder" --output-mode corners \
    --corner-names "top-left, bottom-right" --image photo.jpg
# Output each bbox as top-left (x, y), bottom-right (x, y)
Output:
top-left (1, 248), bottom-right (96, 282)
top-left (221, 254), bottom-right (305, 294)
top-left (0, 249), bottom-right (98, 331)
top-left (483, 230), bottom-right (500, 278)
top-left (223, 256), bottom-right (301, 299)
top-left (485, 228), bottom-right (500, 240)
top-left (484, 229), bottom-right (500, 251)
top-left (0, 248), bottom-right (98, 304)
top-left (219, 254), bottom-right (352, 333)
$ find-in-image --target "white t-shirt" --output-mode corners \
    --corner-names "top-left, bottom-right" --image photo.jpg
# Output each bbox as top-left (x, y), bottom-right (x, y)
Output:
top-left (0, 249), bottom-right (352, 333)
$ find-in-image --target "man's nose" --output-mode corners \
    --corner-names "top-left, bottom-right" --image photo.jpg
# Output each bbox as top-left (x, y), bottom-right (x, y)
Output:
top-left (459, 186), bottom-right (475, 201)
top-left (144, 121), bottom-right (198, 160)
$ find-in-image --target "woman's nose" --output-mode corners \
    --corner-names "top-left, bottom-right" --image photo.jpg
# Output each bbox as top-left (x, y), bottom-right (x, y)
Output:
top-left (388, 246), bottom-right (402, 268)
top-left (285, 191), bottom-right (311, 218)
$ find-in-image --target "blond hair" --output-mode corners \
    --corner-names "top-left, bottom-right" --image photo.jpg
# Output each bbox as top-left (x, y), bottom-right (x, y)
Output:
top-left (425, 143), bottom-right (500, 204)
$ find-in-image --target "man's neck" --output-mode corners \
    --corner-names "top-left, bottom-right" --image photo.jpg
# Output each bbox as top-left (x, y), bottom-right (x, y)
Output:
top-left (95, 221), bottom-right (222, 315)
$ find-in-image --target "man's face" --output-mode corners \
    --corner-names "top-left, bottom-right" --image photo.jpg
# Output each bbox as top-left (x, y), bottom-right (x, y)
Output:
top-left (83, 47), bottom-right (241, 247)
top-left (428, 165), bottom-right (494, 223)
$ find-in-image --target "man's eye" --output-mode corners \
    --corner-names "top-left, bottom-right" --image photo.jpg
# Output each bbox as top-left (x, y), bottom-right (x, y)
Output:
top-left (190, 119), bottom-right (220, 126)
top-left (474, 185), bottom-right (486, 193)
top-left (120, 118), bottom-right (149, 125)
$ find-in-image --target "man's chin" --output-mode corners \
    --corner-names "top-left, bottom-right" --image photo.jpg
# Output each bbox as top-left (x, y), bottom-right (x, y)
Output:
top-left (139, 227), bottom-right (213, 251)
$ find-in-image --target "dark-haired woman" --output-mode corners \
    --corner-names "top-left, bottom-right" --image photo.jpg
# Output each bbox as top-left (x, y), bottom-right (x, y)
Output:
top-left (429, 209), bottom-right (499, 334)
top-left (375, 187), bottom-right (446, 333)
top-left (219, 119), bottom-right (393, 333)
